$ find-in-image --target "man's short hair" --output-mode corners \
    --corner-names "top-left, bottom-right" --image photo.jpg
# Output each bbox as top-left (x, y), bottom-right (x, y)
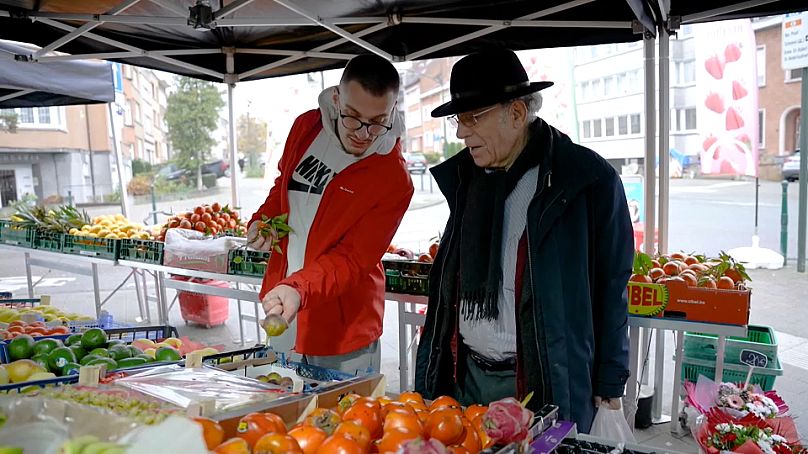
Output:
top-left (340, 54), bottom-right (400, 97)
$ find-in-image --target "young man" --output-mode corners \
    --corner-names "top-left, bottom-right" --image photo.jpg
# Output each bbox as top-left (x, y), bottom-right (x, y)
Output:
top-left (247, 54), bottom-right (414, 374)
top-left (414, 48), bottom-right (633, 433)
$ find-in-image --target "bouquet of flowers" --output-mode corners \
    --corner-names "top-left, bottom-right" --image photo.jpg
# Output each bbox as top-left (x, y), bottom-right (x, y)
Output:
top-left (684, 376), bottom-right (788, 420)
top-left (697, 409), bottom-right (806, 454)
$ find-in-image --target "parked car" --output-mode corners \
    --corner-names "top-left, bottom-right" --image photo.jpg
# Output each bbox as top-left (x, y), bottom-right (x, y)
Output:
top-left (155, 163), bottom-right (190, 182)
top-left (783, 150), bottom-right (801, 182)
top-left (202, 159), bottom-right (231, 178)
top-left (404, 152), bottom-right (428, 174)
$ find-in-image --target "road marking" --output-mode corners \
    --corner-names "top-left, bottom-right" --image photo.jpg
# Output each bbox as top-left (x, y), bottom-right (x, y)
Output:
top-left (671, 181), bottom-right (751, 194)
top-left (775, 331), bottom-right (808, 371)
top-left (0, 276), bottom-right (76, 293)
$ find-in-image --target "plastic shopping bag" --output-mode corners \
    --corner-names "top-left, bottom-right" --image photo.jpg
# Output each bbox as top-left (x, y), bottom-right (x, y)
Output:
top-left (590, 406), bottom-right (637, 443)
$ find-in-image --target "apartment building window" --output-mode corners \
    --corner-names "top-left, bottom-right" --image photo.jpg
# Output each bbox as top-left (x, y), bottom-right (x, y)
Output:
top-left (18, 107), bottom-right (34, 123)
top-left (592, 119), bottom-right (602, 137)
top-left (630, 114), bottom-right (641, 134)
top-left (582, 81), bottom-right (591, 100)
top-left (134, 102), bottom-right (141, 124)
top-left (757, 46), bottom-right (766, 87)
top-left (604, 76), bottom-right (615, 97)
top-left (123, 65), bottom-right (132, 79)
top-left (592, 79), bottom-right (602, 99)
top-left (673, 61), bottom-right (695, 85)
top-left (582, 120), bottom-right (592, 138)
top-left (618, 115), bottom-right (628, 135)
top-left (679, 24), bottom-right (694, 36)
top-left (38, 108), bottom-right (51, 124)
top-left (786, 68), bottom-right (803, 83)
top-left (685, 108), bottom-right (697, 131)
top-left (124, 101), bottom-right (133, 126)
top-left (617, 73), bottom-right (627, 94)
top-left (758, 110), bottom-right (765, 148)
top-left (137, 139), bottom-right (144, 158)
top-left (672, 108), bottom-right (697, 131)
top-left (628, 70), bottom-right (640, 93)
top-left (13, 106), bottom-right (64, 129)
top-left (605, 117), bottom-right (615, 136)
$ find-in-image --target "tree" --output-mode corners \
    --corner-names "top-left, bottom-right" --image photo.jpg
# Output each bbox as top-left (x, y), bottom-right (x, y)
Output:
top-left (237, 113), bottom-right (267, 169)
top-left (0, 111), bottom-right (18, 133)
top-left (164, 77), bottom-right (224, 189)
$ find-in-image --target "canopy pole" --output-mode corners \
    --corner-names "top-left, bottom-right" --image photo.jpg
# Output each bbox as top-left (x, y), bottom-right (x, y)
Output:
top-left (228, 82), bottom-right (239, 209)
top-left (658, 28), bottom-right (670, 256)
top-left (643, 32), bottom-right (657, 256)
top-left (108, 103), bottom-right (130, 218)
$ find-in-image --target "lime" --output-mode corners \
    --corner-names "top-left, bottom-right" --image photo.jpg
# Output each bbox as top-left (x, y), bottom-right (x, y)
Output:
top-left (7, 335), bottom-right (35, 361)
top-left (126, 346), bottom-right (141, 358)
top-left (116, 357), bottom-right (148, 369)
top-left (135, 354), bottom-right (154, 363)
top-left (61, 362), bottom-right (81, 376)
top-left (69, 344), bottom-right (87, 361)
top-left (80, 328), bottom-right (108, 350)
top-left (30, 353), bottom-right (50, 370)
top-left (107, 339), bottom-right (125, 348)
top-left (65, 334), bottom-right (83, 346)
top-left (32, 338), bottom-right (63, 356)
top-left (108, 345), bottom-right (131, 361)
top-left (154, 346), bottom-right (182, 362)
top-left (89, 348), bottom-right (109, 358)
top-left (79, 354), bottom-right (102, 366)
top-left (85, 357), bottom-right (117, 371)
top-left (47, 347), bottom-right (77, 374)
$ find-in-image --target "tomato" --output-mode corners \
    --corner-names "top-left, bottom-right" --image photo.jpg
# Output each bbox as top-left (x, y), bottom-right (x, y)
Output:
top-left (190, 213), bottom-right (201, 223)
top-left (27, 328), bottom-right (47, 336)
top-left (201, 213), bottom-right (212, 223)
top-left (217, 218), bottom-right (227, 228)
top-left (253, 433), bottom-right (302, 454)
top-left (7, 327), bottom-right (24, 335)
top-left (289, 425), bottom-right (328, 454)
top-left (193, 417), bottom-right (225, 450)
top-left (212, 202), bottom-right (222, 212)
top-left (343, 401), bottom-right (382, 439)
top-left (316, 435), bottom-right (363, 454)
top-left (305, 408), bottom-right (342, 436)
top-left (333, 421), bottom-right (371, 452)
top-left (383, 411), bottom-right (422, 435)
top-left (429, 243), bottom-right (439, 259)
top-left (205, 205), bottom-right (213, 214)
top-left (717, 276), bottom-right (735, 290)
top-left (662, 262), bottom-right (680, 276)
top-left (8, 321), bottom-right (26, 328)
top-left (425, 408), bottom-right (464, 446)
top-left (463, 404), bottom-right (487, 422)
top-left (374, 428), bottom-right (418, 454)
top-left (179, 219), bottom-right (192, 229)
top-left (194, 206), bottom-right (205, 215)
top-left (194, 221), bottom-right (207, 232)
top-left (429, 395), bottom-right (461, 412)
top-left (29, 321), bottom-right (45, 328)
top-left (236, 412), bottom-right (287, 448)
top-left (221, 213), bottom-right (231, 222)
top-left (50, 326), bottom-right (70, 335)
top-left (213, 437), bottom-right (250, 454)
top-left (229, 219), bottom-right (237, 229)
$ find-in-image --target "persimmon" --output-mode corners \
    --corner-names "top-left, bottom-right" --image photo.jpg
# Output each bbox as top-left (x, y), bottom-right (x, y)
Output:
top-left (289, 425), bottom-right (328, 454)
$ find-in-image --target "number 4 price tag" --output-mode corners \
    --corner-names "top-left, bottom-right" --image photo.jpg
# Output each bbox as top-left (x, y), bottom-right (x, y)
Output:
top-left (740, 349), bottom-right (768, 388)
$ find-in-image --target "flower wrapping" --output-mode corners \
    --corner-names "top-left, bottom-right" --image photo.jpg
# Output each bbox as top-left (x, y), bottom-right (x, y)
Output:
top-left (482, 397), bottom-right (534, 445)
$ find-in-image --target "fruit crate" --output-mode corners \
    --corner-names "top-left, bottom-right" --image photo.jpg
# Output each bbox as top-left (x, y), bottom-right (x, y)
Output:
top-left (62, 234), bottom-right (120, 259)
top-left (0, 298), bottom-right (41, 309)
top-left (119, 238), bottom-right (164, 264)
top-left (684, 325), bottom-right (779, 368)
top-left (0, 220), bottom-right (36, 248)
top-left (681, 355), bottom-right (783, 391)
top-left (33, 229), bottom-right (64, 252)
top-left (228, 248), bottom-right (270, 277)
top-left (382, 259), bottom-right (431, 296)
top-left (103, 325), bottom-right (179, 343)
top-left (0, 333), bottom-right (72, 363)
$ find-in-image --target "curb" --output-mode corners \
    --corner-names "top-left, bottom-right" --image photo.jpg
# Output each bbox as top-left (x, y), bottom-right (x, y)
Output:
top-left (408, 199), bottom-right (445, 211)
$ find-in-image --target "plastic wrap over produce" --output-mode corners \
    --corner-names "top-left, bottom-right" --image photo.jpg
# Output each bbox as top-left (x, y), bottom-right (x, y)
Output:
top-left (115, 364), bottom-right (295, 414)
top-left (163, 228), bottom-right (245, 273)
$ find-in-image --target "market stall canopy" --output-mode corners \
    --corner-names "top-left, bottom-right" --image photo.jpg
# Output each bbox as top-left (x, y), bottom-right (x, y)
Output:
top-left (0, 0), bottom-right (657, 83)
top-left (0, 39), bottom-right (114, 107)
top-left (649, 1), bottom-right (808, 25)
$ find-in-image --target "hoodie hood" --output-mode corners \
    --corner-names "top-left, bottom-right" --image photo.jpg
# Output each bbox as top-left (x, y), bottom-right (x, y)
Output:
top-left (318, 86), bottom-right (404, 157)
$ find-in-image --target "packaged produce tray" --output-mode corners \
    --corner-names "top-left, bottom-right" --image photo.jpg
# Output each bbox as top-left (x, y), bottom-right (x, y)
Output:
top-left (228, 248), bottom-right (270, 277)
top-left (0, 220), bottom-right (36, 248)
top-left (62, 233), bottom-right (120, 259)
top-left (681, 355), bottom-right (783, 391)
top-left (684, 325), bottom-right (778, 368)
top-left (118, 238), bottom-right (164, 264)
top-left (382, 259), bottom-right (431, 295)
top-left (33, 229), bottom-right (63, 253)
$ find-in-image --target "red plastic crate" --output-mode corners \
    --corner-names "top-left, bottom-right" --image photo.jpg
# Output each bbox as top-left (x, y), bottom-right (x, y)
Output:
top-left (172, 276), bottom-right (230, 328)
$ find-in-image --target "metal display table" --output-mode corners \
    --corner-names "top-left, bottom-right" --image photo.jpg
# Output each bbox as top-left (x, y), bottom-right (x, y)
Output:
top-left (626, 316), bottom-right (748, 436)
top-left (385, 292), bottom-right (428, 392)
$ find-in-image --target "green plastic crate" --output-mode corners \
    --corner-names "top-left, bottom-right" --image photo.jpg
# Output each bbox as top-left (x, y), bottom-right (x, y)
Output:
top-left (0, 220), bottom-right (36, 247)
top-left (63, 234), bottom-right (120, 259)
top-left (383, 260), bottom-right (431, 295)
top-left (33, 229), bottom-right (64, 252)
top-left (684, 325), bottom-right (778, 369)
top-left (119, 238), bottom-right (164, 264)
top-left (228, 249), bottom-right (270, 277)
top-left (681, 355), bottom-right (783, 391)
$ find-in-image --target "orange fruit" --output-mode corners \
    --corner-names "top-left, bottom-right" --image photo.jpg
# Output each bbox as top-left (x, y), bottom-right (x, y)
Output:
top-left (383, 411), bottom-right (423, 436)
top-left (381, 401), bottom-right (416, 419)
top-left (334, 420), bottom-right (371, 452)
top-left (459, 419), bottom-right (481, 452)
top-left (464, 404), bottom-right (487, 422)
top-left (213, 437), bottom-right (250, 454)
top-left (305, 408), bottom-right (342, 435)
top-left (398, 391), bottom-right (425, 407)
top-left (429, 395), bottom-right (461, 411)
top-left (336, 393), bottom-right (361, 415)
top-left (193, 417), bottom-right (225, 450)
top-left (448, 446), bottom-right (471, 454)
top-left (374, 428), bottom-right (419, 453)
top-left (236, 412), bottom-right (287, 448)
top-left (289, 425), bottom-right (328, 454)
top-left (425, 408), bottom-right (465, 446)
top-left (343, 402), bottom-right (382, 439)
top-left (316, 434), bottom-right (364, 454)
top-left (254, 433), bottom-right (303, 454)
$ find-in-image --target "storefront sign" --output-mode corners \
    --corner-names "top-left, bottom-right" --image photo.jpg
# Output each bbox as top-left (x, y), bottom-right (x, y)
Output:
top-left (782, 12), bottom-right (808, 70)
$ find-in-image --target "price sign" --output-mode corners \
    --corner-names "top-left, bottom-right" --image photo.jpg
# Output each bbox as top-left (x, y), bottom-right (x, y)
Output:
top-left (740, 349), bottom-right (768, 368)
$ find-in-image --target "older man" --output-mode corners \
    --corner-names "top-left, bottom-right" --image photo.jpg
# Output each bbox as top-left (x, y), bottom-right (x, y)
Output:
top-left (414, 48), bottom-right (633, 433)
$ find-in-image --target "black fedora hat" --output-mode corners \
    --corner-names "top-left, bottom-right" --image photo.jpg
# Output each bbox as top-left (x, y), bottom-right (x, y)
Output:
top-left (431, 48), bottom-right (553, 118)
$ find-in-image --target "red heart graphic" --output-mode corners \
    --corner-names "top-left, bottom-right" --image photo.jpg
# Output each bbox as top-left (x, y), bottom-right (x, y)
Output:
top-left (705, 56), bottom-right (725, 80)
top-left (705, 92), bottom-right (725, 113)
top-left (703, 135), bottom-right (718, 152)
top-left (726, 107), bottom-right (744, 131)
top-left (725, 43), bottom-right (742, 63)
top-left (732, 80), bottom-right (748, 100)
top-left (736, 133), bottom-right (751, 148)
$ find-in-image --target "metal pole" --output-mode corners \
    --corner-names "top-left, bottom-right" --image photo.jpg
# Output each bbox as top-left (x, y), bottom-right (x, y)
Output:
top-left (108, 103), bottom-right (130, 217)
top-left (84, 105), bottom-right (97, 200)
top-left (755, 177), bottom-right (760, 236)
top-left (151, 187), bottom-right (157, 225)
top-left (643, 31), bottom-right (657, 257)
top-left (228, 83), bottom-right (239, 208)
top-left (658, 28), bottom-right (670, 256)
top-left (799, 67), bottom-right (808, 272)
top-left (782, 180), bottom-right (789, 265)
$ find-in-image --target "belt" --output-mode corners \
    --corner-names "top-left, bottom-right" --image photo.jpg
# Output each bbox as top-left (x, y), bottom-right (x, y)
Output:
top-left (468, 350), bottom-right (517, 372)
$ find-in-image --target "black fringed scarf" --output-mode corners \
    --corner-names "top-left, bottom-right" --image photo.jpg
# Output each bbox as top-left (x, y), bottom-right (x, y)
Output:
top-left (456, 120), bottom-right (543, 321)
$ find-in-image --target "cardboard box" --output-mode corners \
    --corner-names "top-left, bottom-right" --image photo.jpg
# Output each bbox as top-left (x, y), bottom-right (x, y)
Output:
top-left (627, 279), bottom-right (750, 325)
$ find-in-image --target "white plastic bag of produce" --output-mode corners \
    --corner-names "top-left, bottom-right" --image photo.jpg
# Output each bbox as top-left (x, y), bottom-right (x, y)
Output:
top-left (589, 404), bottom-right (636, 443)
top-left (122, 416), bottom-right (208, 454)
top-left (163, 228), bottom-right (245, 273)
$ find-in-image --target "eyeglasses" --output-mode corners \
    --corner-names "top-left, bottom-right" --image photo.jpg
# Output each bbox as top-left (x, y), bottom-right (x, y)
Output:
top-left (448, 105), bottom-right (499, 128)
top-left (339, 112), bottom-right (392, 136)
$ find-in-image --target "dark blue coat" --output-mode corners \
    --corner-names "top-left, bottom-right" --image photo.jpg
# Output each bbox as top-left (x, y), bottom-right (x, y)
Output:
top-left (414, 119), bottom-right (633, 433)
